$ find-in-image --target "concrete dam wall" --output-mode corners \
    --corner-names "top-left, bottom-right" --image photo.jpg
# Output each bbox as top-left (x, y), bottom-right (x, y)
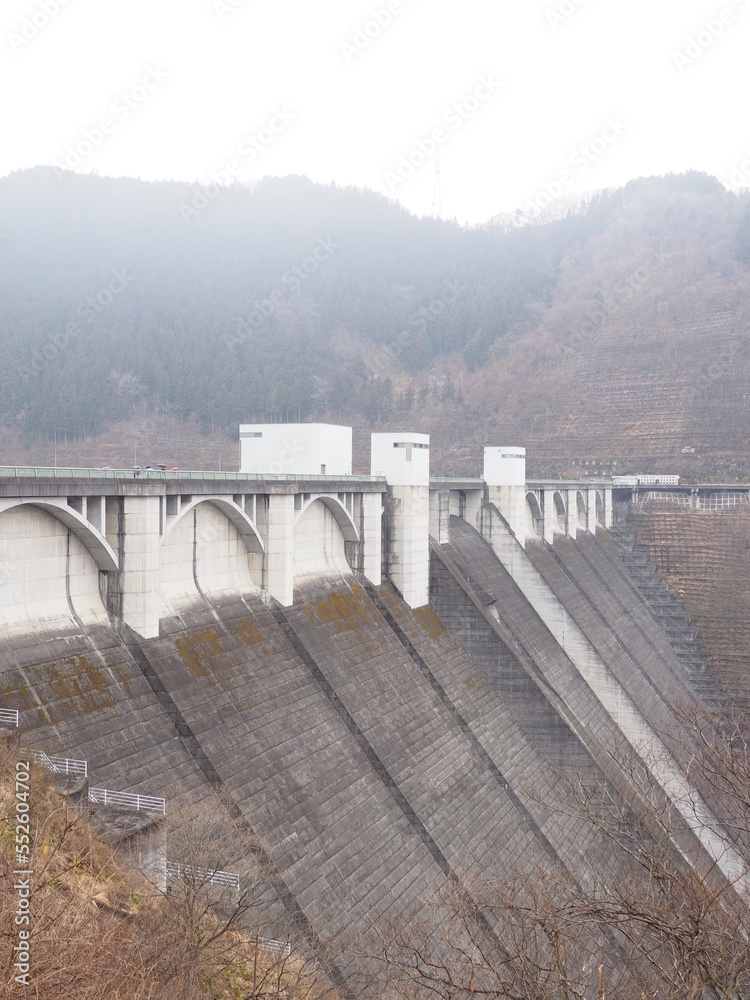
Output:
top-left (1, 546), bottom-right (713, 965)
top-left (1, 441), bottom-right (732, 987)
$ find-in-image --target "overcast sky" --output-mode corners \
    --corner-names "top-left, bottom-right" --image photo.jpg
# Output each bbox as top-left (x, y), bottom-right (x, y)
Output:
top-left (2, 0), bottom-right (749, 225)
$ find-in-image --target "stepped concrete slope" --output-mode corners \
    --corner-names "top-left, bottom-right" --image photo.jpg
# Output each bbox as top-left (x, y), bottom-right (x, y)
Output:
top-left (429, 523), bottom-right (685, 863)
top-left (434, 518), bottom-right (629, 776)
top-left (279, 579), bottom-right (562, 880)
top-left (0, 622), bottom-right (208, 801)
top-left (523, 535), bottom-right (695, 740)
top-left (571, 530), bottom-right (712, 701)
top-left (522, 529), bottom-right (736, 857)
top-left (443, 512), bottom-right (750, 894)
top-left (604, 525), bottom-right (717, 702)
top-left (0, 568), bottom-right (624, 978)
top-left (473, 506), bottom-right (694, 757)
top-left (136, 591), bottom-right (473, 971)
top-left (4, 467), bottom-right (743, 987)
top-left (369, 580), bottom-right (606, 874)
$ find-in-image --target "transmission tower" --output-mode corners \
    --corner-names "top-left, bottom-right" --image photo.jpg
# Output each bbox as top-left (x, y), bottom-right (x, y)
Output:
top-left (431, 158), bottom-right (443, 219)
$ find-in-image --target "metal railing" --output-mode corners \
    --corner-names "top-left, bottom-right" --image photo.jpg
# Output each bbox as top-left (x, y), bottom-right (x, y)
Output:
top-left (31, 750), bottom-right (87, 777)
top-left (429, 477), bottom-right (484, 485)
top-left (0, 708), bottom-right (19, 727)
top-left (527, 477), bottom-right (613, 487)
top-left (257, 936), bottom-right (292, 958)
top-left (166, 860), bottom-right (240, 890)
top-left (87, 787), bottom-right (166, 814)
top-left (0, 465), bottom-right (385, 484)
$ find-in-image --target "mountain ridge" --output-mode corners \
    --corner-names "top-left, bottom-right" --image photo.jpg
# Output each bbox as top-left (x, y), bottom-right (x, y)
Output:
top-left (1, 166), bottom-right (749, 479)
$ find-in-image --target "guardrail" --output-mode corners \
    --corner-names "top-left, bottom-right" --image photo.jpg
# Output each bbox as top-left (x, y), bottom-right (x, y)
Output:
top-left (526, 478), bottom-right (613, 487)
top-left (0, 708), bottom-right (19, 727)
top-left (257, 936), bottom-right (292, 958)
top-left (166, 861), bottom-right (240, 890)
top-left (87, 787), bottom-right (166, 814)
top-left (31, 750), bottom-right (87, 777)
top-left (0, 466), bottom-right (385, 484)
top-left (428, 477), bottom-right (484, 485)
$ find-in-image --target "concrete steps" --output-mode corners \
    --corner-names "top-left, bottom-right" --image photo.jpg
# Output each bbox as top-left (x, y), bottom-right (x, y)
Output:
top-left (603, 525), bottom-right (717, 702)
top-left (433, 517), bottom-right (711, 860)
top-left (519, 534), bottom-right (735, 823)
top-left (3, 525), bottom-right (725, 988)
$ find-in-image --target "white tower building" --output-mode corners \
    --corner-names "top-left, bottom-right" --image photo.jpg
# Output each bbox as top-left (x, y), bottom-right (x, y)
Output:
top-left (371, 432), bottom-right (430, 608)
top-left (483, 446), bottom-right (526, 547)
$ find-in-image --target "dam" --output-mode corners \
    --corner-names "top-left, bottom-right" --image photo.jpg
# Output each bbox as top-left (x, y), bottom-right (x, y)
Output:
top-left (0, 425), bottom-right (726, 986)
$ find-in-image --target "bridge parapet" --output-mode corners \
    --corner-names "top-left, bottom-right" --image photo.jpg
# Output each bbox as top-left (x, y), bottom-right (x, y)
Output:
top-left (428, 457), bottom-right (613, 550)
top-left (0, 446), bottom-right (615, 632)
top-left (620, 482), bottom-right (750, 511)
top-left (0, 469), bottom-right (385, 637)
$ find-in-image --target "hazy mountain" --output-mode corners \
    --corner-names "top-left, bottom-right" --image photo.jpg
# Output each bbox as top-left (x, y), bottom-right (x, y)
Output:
top-left (1, 166), bottom-right (749, 477)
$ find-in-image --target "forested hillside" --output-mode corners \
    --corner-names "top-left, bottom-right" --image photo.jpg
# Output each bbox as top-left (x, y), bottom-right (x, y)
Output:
top-left (1, 167), bottom-right (749, 477)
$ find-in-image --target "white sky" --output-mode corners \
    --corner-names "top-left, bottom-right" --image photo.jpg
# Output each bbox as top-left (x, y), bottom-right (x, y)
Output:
top-left (2, 0), bottom-right (749, 225)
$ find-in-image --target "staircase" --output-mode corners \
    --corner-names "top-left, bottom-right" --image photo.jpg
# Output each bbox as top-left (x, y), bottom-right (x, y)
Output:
top-left (606, 524), bottom-right (720, 704)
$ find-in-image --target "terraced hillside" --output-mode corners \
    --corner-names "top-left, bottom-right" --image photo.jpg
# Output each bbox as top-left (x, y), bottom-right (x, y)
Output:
top-left (2, 170), bottom-right (750, 486)
top-left (629, 503), bottom-right (750, 701)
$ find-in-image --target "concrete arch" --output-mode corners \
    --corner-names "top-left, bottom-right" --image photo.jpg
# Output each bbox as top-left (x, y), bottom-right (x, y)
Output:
top-left (293, 495), bottom-right (354, 583)
top-left (525, 492), bottom-right (543, 539)
top-left (294, 495), bottom-right (359, 543)
top-left (576, 490), bottom-right (588, 529)
top-left (161, 497), bottom-right (264, 554)
top-left (0, 498), bottom-right (118, 571)
top-left (552, 491), bottom-right (567, 535)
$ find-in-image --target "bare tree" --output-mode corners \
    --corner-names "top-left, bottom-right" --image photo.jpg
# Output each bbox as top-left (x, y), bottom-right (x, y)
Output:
top-left (146, 790), bottom-right (339, 999)
top-left (0, 755), bottom-right (340, 999)
top-left (372, 704), bottom-right (750, 999)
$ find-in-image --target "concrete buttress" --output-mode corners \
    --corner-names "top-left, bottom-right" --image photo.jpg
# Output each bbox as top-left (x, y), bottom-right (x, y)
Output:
top-left (264, 493), bottom-right (295, 606)
top-left (119, 491), bottom-right (161, 639)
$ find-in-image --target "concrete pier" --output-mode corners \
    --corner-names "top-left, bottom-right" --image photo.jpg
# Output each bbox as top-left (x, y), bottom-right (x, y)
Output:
top-left (0, 431), bottom-right (614, 635)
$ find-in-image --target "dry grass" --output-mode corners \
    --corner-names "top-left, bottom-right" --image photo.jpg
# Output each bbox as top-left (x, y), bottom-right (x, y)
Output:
top-left (0, 747), bottom-right (337, 999)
